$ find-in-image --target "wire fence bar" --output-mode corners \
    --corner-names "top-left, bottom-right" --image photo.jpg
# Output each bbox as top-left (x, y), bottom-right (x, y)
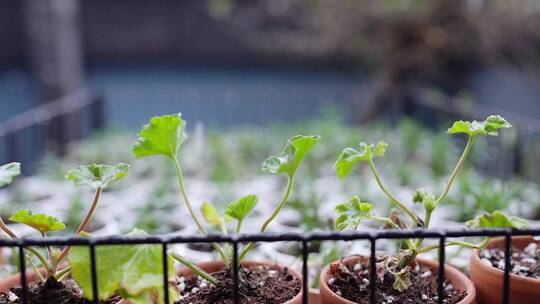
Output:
top-left (232, 240), bottom-right (240, 304)
top-left (503, 234), bottom-right (512, 304)
top-left (17, 245), bottom-right (27, 304)
top-left (5, 227), bottom-right (540, 304)
top-left (302, 240), bottom-right (309, 304)
top-left (89, 243), bottom-right (99, 304)
top-left (369, 237), bottom-right (377, 304)
top-left (437, 235), bottom-right (446, 304)
top-left (162, 243), bottom-right (170, 304)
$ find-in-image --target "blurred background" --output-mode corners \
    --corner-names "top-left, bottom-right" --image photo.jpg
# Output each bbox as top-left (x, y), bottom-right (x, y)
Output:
top-left (0, 0), bottom-right (539, 280)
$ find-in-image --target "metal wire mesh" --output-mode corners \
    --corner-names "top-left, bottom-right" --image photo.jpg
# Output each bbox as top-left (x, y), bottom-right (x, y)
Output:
top-left (4, 227), bottom-right (540, 304)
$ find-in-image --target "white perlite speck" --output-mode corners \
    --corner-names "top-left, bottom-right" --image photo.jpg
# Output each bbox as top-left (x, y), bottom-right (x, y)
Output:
top-left (328, 277), bottom-right (336, 285)
top-left (421, 294), bottom-right (428, 300)
top-left (7, 292), bottom-right (18, 302)
top-left (420, 270), bottom-right (432, 278)
top-left (353, 263), bottom-right (362, 271)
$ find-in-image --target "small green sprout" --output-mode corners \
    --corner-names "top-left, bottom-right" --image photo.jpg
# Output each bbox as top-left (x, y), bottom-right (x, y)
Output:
top-left (333, 115), bottom-right (525, 292)
top-left (0, 162), bottom-right (130, 285)
top-left (225, 194), bottom-right (258, 233)
top-left (133, 114), bottom-right (320, 286)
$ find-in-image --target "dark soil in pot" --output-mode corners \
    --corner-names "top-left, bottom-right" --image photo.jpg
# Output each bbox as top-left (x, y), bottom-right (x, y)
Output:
top-left (479, 242), bottom-right (540, 279)
top-left (326, 256), bottom-right (466, 304)
top-left (177, 263), bottom-right (301, 304)
top-left (0, 278), bottom-right (121, 304)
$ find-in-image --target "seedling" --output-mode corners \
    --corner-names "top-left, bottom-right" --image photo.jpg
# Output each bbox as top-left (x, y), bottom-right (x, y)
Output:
top-left (133, 113), bottom-right (320, 286)
top-left (0, 162), bottom-right (171, 303)
top-left (334, 115), bottom-right (527, 291)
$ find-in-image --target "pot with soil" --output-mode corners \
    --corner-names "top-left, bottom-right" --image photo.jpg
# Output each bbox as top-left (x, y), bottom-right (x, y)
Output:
top-left (177, 260), bottom-right (303, 304)
top-left (470, 236), bottom-right (540, 303)
top-left (319, 255), bottom-right (475, 304)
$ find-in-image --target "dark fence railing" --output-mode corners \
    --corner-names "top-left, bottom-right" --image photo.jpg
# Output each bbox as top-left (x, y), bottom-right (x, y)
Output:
top-left (4, 227), bottom-right (540, 304)
top-left (0, 89), bottom-right (104, 169)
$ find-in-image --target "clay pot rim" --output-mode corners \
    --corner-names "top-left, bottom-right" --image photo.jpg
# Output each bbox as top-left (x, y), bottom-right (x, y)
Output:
top-left (319, 255), bottom-right (475, 304)
top-left (472, 235), bottom-right (540, 286)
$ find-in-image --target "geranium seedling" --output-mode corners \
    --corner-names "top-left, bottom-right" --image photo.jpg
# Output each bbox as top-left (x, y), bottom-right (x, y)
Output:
top-left (333, 115), bottom-right (524, 292)
top-left (133, 114), bottom-right (320, 285)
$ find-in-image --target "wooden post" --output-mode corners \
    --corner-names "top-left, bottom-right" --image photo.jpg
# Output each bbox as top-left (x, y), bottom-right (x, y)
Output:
top-left (23, 0), bottom-right (84, 155)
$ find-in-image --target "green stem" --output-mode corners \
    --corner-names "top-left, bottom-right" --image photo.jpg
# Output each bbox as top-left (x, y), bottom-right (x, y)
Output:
top-left (25, 247), bottom-right (53, 276)
top-left (0, 219), bottom-right (53, 275)
top-left (436, 136), bottom-right (474, 205)
top-left (27, 256), bottom-right (44, 283)
top-left (371, 216), bottom-right (415, 250)
top-left (238, 175), bottom-right (294, 261)
top-left (417, 238), bottom-right (489, 254)
top-left (368, 159), bottom-right (421, 226)
top-left (172, 157), bottom-right (227, 261)
top-left (42, 233), bottom-right (54, 266)
top-left (171, 253), bottom-right (219, 286)
top-left (235, 220), bottom-right (242, 234)
top-left (54, 266), bottom-right (71, 281)
top-left (414, 209), bottom-right (433, 249)
top-left (56, 187), bottom-right (103, 270)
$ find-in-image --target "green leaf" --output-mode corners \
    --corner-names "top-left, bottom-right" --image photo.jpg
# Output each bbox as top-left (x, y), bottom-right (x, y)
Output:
top-left (201, 202), bottom-right (222, 226)
top-left (334, 196), bottom-right (373, 231)
top-left (447, 115), bottom-right (512, 137)
top-left (262, 135), bottom-right (320, 177)
top-left (334, 141), bottom-right (387, 179)
top-left (466, 211), bottom-right (528, 229)
top-left (9, 210), bottom-right (65, 234)
top-left (225, 195), bottom-right (258, 223)
top-left (66, 163), bottom-right (130, 189)
top-left (133, 114), bottom-right (187, 159)
top-left (0, 162), bottom-right (20, 187)
top-left (69, 229), bottom-right (179, 303)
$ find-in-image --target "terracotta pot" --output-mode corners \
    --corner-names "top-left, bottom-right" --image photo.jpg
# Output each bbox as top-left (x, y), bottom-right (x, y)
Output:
top-left (179, 260), bottom-right (304, 304)
top-left (0, 260), bottom-right (304, 304)
top-left (319, 256), bottom-right (475, 304)
top-left (0, 268), bottom-right (48, 293)
top-left (470, 236), bottom-right (540, 304)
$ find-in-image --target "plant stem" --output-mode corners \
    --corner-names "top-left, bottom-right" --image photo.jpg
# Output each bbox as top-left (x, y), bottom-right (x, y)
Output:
top-left (171, 253), bottom-right (219, 286)
top-left (414, 209), bottom-right (433, 248)
top-left (235, 220), bottom-right (242, 234)
top-left (27, 256), bottom-right (44, 283)
top-left (368, 159), bottom-right (422, 226)
top-left (42, 233), bottom-right (54, 266)
top-left (172, 157), bottom-right (227, 261)
top-left (54, 266), bottom-right (72, 281)
top-left (435, 136), bottom-right (474, 205)
top-left (56, 187), bottom-right (103, 269)
top-left (371, 216), bottom-right (415, 250)
top-left (417, 238), bottom-right (489, 254)
top-left (0, 218), bottom-right (53, 275)
top-left (238, 175), bottom-right (294, 261)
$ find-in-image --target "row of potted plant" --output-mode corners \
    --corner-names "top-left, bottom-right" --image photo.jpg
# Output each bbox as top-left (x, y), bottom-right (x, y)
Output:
top-left (0, 113), bottom-right (537, 303)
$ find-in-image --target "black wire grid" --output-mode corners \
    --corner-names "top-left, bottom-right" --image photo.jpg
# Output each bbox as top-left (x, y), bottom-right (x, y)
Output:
top-left (6, 227), bottom-right (540, 304)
